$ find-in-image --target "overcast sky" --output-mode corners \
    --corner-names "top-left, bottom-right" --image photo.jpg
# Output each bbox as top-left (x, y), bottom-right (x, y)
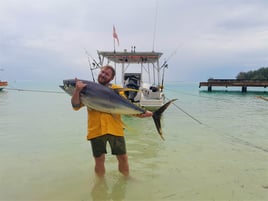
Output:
top-left (1, 0), bottom-right (268, 82)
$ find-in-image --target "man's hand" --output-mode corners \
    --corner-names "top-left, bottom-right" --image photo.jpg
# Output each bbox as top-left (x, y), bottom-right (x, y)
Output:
top-left (71, 78), bottom-right (87, 108)
top-left (75, 78), bottom-right (87, 92)
top-left (135, 111), bottom-right (153, 118)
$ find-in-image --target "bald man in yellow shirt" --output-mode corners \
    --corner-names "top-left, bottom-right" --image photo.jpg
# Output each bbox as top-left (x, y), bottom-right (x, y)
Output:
top-left (71, 65), bottom-right (152, 177)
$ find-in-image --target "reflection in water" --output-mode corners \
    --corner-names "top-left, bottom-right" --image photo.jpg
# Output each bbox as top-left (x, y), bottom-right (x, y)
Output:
top-left (91, 176), bottom-right (127, 201)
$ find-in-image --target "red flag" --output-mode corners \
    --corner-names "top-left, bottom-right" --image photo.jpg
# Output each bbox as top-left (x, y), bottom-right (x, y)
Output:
top-left (113, 26), bottom-right (119, 46)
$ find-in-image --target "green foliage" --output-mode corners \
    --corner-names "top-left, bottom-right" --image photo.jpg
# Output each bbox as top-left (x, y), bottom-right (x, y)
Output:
top-left (236, 67), bottom-right (268, 80)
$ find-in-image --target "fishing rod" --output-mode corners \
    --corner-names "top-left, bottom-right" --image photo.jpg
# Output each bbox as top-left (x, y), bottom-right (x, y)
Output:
top-left (84, 49), bottom-right (101, 82)
top-left (159, 40), bottom-right (188, 93)
top-left (166, 97), bottom-right (203, 125)
top-left (6, 87), bottom-right (63, 94)
top-left (159, 47), bottom-right (178, 92)
top-left (160, 62), bottom-right (168, 92)
top-left (87, 54), bottom-right (95, 82)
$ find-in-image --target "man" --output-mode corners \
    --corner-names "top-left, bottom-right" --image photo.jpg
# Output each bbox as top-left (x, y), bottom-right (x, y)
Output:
top-left (71, 65), bottom-right (152, 177)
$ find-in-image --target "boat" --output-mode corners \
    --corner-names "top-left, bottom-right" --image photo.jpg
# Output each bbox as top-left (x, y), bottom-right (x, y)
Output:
top-left (0, 81), bottom-right (8, 91)
top-left (96, 49), bottom-right (167, 110)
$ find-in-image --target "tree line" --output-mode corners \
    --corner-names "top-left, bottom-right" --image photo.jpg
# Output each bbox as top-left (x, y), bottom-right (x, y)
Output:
top-left (236, 67), bottom-right (268, 80)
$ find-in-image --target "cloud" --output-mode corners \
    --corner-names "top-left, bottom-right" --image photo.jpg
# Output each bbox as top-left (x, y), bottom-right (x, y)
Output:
top-left (1, 0), bottom-right (268, 82)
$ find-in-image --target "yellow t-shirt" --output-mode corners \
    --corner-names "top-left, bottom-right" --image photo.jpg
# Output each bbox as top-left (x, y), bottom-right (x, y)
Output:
top-left (73, 84), bottom-right (124, 140)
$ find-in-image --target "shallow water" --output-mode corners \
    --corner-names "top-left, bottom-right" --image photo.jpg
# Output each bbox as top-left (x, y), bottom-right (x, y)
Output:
top-left (0, 81), bottom-right (267, 200)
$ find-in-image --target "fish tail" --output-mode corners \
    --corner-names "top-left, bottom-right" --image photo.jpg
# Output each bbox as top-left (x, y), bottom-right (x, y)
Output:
top-left (152, 99), bottom-right (177, 140)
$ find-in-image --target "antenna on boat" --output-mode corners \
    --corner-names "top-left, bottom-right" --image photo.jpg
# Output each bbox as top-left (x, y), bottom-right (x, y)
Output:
top-left (152, 0), bottom-right (159, 51)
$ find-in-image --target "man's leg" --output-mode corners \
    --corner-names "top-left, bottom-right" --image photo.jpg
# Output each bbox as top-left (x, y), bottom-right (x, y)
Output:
top-left (94, 153), bottom-right (105, 177)
top-left (116, 154), bottom-right (129, 176)
top-left (91, 136), bottom-right (108, 177)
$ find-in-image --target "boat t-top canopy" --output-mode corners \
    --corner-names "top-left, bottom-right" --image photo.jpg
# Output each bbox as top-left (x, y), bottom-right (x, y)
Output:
top-left (97, 50), bottom-right (163, 64)
top-left (97, 50), bottom-right (165, 88)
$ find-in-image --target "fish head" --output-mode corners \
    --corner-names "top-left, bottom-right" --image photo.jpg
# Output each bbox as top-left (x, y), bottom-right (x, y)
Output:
top-left (59, 79), bottom-right (77, 96)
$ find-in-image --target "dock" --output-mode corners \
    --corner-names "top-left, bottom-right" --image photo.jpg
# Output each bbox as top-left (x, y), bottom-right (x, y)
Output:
top-left (199, 79), bottom-right (268, 92)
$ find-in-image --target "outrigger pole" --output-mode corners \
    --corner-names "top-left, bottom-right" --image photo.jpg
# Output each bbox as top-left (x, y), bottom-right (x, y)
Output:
top-left (113, 35), bottom-right (115, 53)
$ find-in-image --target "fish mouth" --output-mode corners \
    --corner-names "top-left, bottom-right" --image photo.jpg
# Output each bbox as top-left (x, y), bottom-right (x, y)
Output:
top-left (59, 83), bottom-right (69, 90)
top-left (60, 79), bottom-right (77, 91)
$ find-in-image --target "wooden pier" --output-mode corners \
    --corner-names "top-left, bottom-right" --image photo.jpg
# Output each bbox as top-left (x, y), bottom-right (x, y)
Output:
top-left (199, 79), bottom-right (268, 92)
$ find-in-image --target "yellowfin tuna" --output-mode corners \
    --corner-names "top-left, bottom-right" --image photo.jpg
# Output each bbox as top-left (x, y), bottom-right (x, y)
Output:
top-left (60, 79), bottom-right (176, 140)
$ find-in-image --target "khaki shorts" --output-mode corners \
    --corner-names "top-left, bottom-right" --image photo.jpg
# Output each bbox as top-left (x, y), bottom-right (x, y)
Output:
top-left (90, 134), bottom-right (126, 157)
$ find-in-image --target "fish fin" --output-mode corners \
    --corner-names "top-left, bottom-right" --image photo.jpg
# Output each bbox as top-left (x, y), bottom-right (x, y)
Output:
top-left (152, 99), bottom-right (177, 140)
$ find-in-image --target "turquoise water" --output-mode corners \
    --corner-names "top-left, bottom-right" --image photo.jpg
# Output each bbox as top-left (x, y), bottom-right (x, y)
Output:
top-left (0, 81), bottom-right (267, 201)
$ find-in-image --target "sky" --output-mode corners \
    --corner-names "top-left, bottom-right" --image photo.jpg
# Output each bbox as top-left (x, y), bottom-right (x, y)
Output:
top-left (1, 0), bottom-right (268, 82)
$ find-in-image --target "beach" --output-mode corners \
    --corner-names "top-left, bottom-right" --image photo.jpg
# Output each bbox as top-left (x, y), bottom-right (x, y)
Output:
top-left (0, 80), bottom-right (267, 201)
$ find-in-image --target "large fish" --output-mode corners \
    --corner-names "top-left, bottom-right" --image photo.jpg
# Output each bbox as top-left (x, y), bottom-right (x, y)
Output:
top-left (60, 79), bottom-right (176, 140)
